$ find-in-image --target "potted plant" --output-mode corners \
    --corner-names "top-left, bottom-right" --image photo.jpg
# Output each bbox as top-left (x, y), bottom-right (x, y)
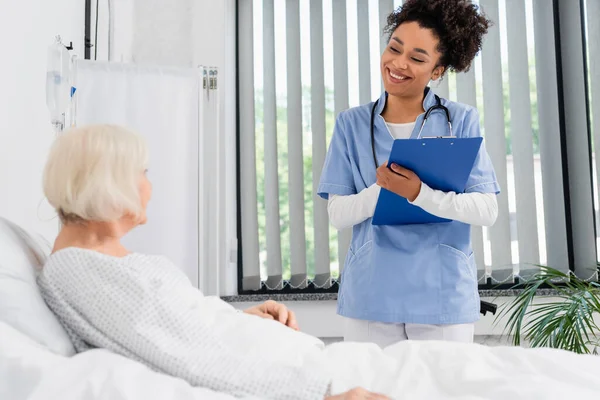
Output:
top-left (496, 266), bottom-right (600, 354)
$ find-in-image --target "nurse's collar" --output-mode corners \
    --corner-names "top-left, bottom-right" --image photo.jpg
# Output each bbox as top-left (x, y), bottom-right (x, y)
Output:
top-left (375, 87), bottom-right (437, 116)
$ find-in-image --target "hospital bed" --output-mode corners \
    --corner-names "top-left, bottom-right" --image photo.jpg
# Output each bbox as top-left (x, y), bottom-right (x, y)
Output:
top-left (2, 216), bottom-right (600, 400)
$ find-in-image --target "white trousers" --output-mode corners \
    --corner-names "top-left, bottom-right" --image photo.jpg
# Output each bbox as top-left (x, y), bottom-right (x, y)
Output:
top-left (344, 317), bottom-right (475, 348)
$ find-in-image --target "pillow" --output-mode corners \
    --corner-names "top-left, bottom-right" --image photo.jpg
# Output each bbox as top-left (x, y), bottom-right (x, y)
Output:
top-left (0, 217), bottom-right (74, 356)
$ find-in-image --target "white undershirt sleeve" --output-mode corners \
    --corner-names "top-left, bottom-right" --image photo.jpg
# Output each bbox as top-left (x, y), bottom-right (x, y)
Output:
top-left (410, 182), bottom-right (498, 226)
top-left (327, 183), bottom-right (498, 229)
top-left (327, 184), bottom-right (381, 230)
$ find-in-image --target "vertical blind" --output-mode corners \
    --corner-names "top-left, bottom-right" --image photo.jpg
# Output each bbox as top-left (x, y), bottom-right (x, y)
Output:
top-left (587, 0), bottom-right (600, 275)
top-left (237, 0), bottom-right (598, 292)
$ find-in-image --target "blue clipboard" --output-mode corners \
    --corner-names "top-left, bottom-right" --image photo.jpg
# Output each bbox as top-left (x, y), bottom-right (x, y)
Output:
top-left (372, 137), bottom-right (483, 226)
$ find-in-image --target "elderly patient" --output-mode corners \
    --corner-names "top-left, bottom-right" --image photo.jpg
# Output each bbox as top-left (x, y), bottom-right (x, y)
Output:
top-left (38, 125), bottom-right (386, 400)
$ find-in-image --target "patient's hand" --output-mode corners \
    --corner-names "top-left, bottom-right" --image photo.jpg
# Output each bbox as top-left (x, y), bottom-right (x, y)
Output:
top-left (244, 300), bottom-right (299, 331)
top-left (326, 387), bottom-right (390, 399)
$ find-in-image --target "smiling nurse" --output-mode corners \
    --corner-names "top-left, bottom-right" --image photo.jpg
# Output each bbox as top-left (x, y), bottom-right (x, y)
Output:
top-left (318, 0), bottom-right (500, 347)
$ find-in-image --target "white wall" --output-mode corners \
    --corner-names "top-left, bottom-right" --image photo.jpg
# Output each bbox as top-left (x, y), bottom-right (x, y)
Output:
top-left (231, 297), bottom-right (600, 340)
top-left (0, 0), bottom-right (238, 295)
top-left (103, 0), bottom-right (239, 295)
top-left (132, 0), bottom-right (194, 65)
top-left (0, 0), bottom-right (85, 241)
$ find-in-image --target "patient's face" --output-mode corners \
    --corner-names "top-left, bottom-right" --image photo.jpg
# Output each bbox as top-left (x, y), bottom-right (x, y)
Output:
top-left (137, 171), bottom-right (152, 225)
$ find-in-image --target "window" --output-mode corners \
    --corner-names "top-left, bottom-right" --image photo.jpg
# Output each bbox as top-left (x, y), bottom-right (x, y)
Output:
top-left (583, 0), bottom-right (600, 264)
top-left (236, 0), bottom-right (599, 294)
top-left (556, 0), bottom-right (598, 280)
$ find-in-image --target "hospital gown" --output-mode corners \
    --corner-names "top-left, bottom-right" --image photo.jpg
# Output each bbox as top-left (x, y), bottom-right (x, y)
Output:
top-left (38, 248), bottom-right (331, 400)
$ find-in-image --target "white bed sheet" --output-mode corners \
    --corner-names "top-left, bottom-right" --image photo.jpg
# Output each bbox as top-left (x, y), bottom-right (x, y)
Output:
top-left (3, 320), bottom-right (600, 400)
top-left (322, 339), bottom-right (600, 398)
top-left (0, 322), bottom-right (260, 400)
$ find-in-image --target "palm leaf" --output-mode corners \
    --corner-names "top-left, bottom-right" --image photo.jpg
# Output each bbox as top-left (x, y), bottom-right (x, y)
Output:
top-left (495, 266), bottom-right (600, 354)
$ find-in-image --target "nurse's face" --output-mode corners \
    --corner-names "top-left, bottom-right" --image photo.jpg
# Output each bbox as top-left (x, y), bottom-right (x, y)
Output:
top-left (380, 21), bottom-right (445, 99)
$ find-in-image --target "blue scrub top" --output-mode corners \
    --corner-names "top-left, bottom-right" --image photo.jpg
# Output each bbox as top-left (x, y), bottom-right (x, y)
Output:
top-left (318, 88), bottom-right (500, 325)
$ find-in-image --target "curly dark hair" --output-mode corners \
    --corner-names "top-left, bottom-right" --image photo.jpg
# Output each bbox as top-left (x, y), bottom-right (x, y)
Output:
top-left (383, 0), bottom-right (491, 73)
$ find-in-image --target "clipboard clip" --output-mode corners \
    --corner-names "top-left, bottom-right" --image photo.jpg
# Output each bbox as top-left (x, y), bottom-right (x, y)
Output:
top-left (421, 135), bottom-right (457, 139)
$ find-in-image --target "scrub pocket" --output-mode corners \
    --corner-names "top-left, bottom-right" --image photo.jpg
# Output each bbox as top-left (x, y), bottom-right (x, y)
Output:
top-left (339, 241), bottom-right (373, 311)
top-left (438, 244), bottom-right (478, 317)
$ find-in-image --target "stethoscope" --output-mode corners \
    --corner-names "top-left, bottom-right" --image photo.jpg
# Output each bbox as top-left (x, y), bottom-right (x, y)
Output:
top-left (369, 93), bottom-right (453, 169)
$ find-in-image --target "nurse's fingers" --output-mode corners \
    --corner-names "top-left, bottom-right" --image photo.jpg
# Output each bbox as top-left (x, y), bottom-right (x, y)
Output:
top-left (377, 165), bottom-right (401, 181)
top-left (376, 173), bottom-right (389, 188)
top-left (376, 162), bottom-right (388, 176)
top-left (389, 163), bottom-right (414, 179)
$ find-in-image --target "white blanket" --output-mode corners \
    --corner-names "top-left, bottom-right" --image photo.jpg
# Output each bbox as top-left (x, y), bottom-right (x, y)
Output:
top-left (0, 322), bottom-right (260, 400)
top-left (3, 320), bottom-right (600, 400)
top-left (323, 340), bottom-right (600, 398)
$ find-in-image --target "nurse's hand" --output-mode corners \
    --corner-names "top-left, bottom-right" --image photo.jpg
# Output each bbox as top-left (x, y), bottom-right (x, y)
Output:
top-left (376, 161), bottom-right (422, 202)
top-left (244, 300), bottom-right (300, 331)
